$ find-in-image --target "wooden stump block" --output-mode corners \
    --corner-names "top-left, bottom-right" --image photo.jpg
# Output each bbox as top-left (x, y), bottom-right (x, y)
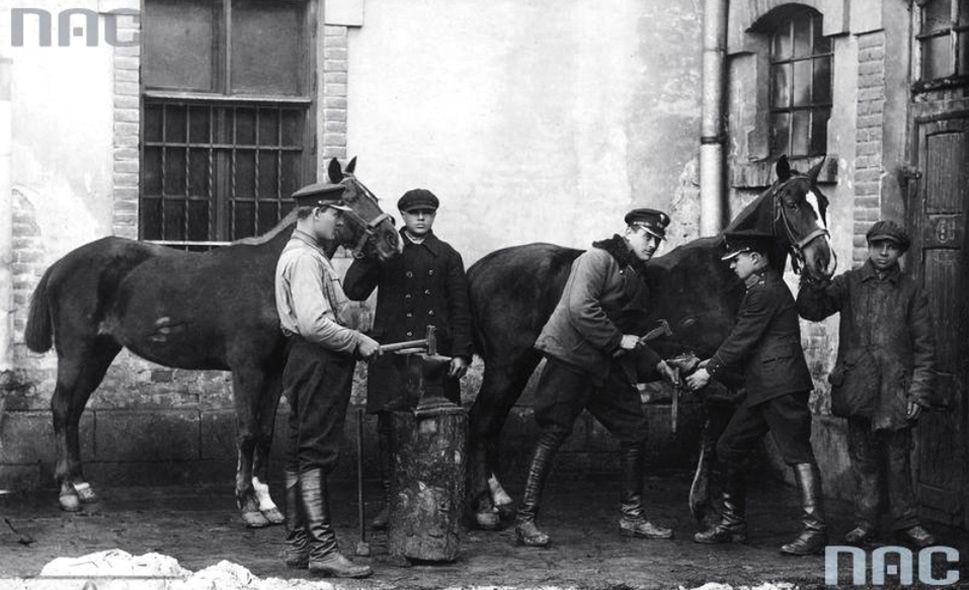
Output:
top-left (388, 406), bottom-right (467, 562)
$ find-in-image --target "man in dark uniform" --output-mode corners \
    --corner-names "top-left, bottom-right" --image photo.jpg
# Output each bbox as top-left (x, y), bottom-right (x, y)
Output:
top-left (344, 188), bottom-right (472, 529)
top-left (275, 182), bottom-right (382, 578)
top-left (686, 230), bottom-right (827, 555)
top-left (797, 220), bottom-right (936, 547)
top-left (514, 208), bottom-right (679, 547)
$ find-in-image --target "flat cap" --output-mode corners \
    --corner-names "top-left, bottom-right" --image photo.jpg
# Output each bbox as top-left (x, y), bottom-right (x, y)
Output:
top-left (397, 189), bottom-right (440, 212)
top-left (866, 220), bottom-right (910, 251)
top-left (721, 229), bottom-right (775, 261)
top-left (624, 208), bottom-right (670, 240)
top-left (291, 182), bottom-right (351, 210)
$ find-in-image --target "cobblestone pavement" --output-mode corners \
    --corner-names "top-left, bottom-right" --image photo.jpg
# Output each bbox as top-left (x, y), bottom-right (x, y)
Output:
top-left (2, 471), bottom-right (967, 589)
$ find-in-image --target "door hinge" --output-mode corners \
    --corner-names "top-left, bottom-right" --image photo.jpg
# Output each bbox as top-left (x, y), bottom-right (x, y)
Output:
top-left (900, 165), bottom-right (923, 181)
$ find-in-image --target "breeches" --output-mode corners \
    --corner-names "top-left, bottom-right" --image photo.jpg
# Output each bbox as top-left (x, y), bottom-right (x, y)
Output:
top-left (846, 418), bottom-right (918, 530)
top-left (533, 356), bottom-right (647, 444)
top-left (283, 340), bottom-right (355, 474)
top-left (717, 391), bottom-right (816, 465)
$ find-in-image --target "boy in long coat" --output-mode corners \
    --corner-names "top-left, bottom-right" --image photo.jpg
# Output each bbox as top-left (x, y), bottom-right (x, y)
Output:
top-left (797, 219), bottom-right (936, 547)
top-left (344, 188), bottom-right (472, 529)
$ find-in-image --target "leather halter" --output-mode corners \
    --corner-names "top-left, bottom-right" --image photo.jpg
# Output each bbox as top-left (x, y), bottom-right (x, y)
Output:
top-left (340, 176), bottom-right (394, 259)
top-left (770, 176), bottom-right (829, 274)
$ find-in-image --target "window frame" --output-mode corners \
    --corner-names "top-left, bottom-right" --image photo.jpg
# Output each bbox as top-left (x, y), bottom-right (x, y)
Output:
top-left (913, 0), bottom-right (969, 92)
top-left (140, 0), bottom-right (317, 247)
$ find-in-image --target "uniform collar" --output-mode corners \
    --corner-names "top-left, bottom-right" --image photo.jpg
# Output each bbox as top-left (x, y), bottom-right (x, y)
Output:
top-left (292, 228), bottom-right (324, 253)
top-left (861, 259), bottom-right (900, 284)
top-left (592, 234), bottom-right (646, 274)
top-left (400, 228), bottom-right (443, 256)
top-left (744, 268), bottom-right (776, 290)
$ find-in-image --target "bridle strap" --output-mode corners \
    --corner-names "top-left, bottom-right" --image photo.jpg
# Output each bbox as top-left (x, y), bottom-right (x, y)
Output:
top-left (345, 209), bottom-right (393, 259)
top-left (771, 176), bottom-right (830, 274)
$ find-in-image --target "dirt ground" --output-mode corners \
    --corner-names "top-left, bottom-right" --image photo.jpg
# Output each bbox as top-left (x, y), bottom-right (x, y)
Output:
top-left (2, 470), bottom-right (968, 589)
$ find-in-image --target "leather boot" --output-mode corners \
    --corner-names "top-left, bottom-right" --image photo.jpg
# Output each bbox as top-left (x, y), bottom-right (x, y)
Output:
top-left (694, 463), bottom-right (747, 544)
top-left (780, 463), bottom-right (828, 556)
top-left (300, 469), bottom-right (373, 578)
top-left (283, 469), bottom-right (309, 568)
top-left (618, 442), bottom-right (673, 539)
top-left (371, 425), bottom-right (393, 530)
top-left (514, 431), bottom-right (562, 547)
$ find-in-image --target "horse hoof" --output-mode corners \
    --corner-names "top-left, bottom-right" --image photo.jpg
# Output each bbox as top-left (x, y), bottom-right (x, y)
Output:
top-left (475, 510), bottom-right (501, 530)
top-left (59, 492), bottom-right (81, 512)
top-left (242, 511), bottom-right (271, 528)
top-left (496, 503), bottom-right (516, 521)
top-left (73, 482), bottom-right (98, 504)
top-left (261, 507), bottom-right (285, 525)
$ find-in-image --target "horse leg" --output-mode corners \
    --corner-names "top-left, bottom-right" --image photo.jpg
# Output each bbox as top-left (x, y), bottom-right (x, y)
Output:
top-left (231, 364), bottom-right (271, 528)
top-left (467, 349), bottom-right (541, 528)
top-left (250, 365), bottom-right (285, 525)
top-left (690, 400), bottom-right (735, 525)
top-left (51, 337), bottom-right (121, 511)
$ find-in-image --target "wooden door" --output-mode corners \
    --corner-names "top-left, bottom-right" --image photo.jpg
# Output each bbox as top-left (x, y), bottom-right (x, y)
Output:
top-left (909, 114), bottom-right (969, 527)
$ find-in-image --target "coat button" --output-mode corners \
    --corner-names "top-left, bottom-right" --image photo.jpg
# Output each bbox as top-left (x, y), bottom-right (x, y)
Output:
top-left (406, 312), bottom-right (413, 318)
top-left (428, 269), bottom-right (434, 276)
top-left (406, 331), bottom-right (413, 337)
top-left (405, 271), bottom-right (414, 278)
top-left (428, 310), bottom-right (434, 316)
top-left (405, 293), bottom-right (412, 299)
top-left (424, 289), bottom-right (431, 295)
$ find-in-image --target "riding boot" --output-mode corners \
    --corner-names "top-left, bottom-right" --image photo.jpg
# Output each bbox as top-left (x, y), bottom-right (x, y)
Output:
top-left (694, 463), bottom-right (747, 544)
top-left (780, 463), bottom-right (828, 556)
top-left (283, 469), bottom-right (309, 568)
top-left (514, 431), bottom-right (562, 547)
top-left (370, 425), bottom-right (393, 531)
top-left (618, 441), bottom-right (673, 539)
top-left (300, 468), bottom-right (373, 578)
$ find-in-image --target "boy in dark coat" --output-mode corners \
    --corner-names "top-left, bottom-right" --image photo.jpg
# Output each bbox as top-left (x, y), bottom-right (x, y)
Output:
top-left (687, 230), bottom-right (826, 556)
top-left (343, 188), bottom-right (472, 529)
top-left (797, 220), bottom-right (936, 548)
top-left (514, 208), bottom-right (679, 547)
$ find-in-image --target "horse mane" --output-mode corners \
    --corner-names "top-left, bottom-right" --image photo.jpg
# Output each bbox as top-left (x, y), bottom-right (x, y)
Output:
top-left (231, 209), bottom-right (298, 246)
top-left (723, 181), bottom-right (776, 233)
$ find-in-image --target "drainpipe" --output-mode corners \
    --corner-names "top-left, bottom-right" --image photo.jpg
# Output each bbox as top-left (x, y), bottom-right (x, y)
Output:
top-left (699, 0), bottom-right (728, 237)
top-left (0, 53), bottom-right (11, 371)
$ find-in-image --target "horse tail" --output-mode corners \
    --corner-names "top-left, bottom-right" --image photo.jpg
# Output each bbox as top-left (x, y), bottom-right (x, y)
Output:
top-left (25, 266), bottom-right (54, 352)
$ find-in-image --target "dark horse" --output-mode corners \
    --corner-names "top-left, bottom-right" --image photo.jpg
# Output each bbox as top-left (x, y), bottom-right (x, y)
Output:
top-left (24, 158), bottom-right (400, 527)
top-left (466, 156), bottom-right (838, 526)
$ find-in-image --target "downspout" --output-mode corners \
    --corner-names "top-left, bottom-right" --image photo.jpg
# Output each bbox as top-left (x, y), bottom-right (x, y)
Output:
top-left (699, 0), bottom-right (728, 236)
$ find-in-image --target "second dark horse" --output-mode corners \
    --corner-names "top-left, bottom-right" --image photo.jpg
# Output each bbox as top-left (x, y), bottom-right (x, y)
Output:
top-left (24, 158), bottom-right (400, 526)
top-left (466, 156), bottom-right (838, 527)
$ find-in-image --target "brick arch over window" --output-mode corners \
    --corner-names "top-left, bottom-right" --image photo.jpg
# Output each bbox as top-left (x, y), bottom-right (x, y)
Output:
top-left (728, 0), bottom-right (848, 52)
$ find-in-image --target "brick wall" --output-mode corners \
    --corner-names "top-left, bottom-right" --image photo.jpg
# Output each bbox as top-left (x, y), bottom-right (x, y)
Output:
top-left (852, 31), bottom-right (886, 265)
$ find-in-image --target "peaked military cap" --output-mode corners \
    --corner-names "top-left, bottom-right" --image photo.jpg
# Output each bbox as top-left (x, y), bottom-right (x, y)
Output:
top-left (291, 182), bottom-right (352, 211)
top-left (866, 219), bottom-right (910, 251)
top-left (721, 229), bottom-right (774, 261)
top-left (397, 188), bottom-right (440, 212)
top-left (624, 208), bottom-right (670, 240)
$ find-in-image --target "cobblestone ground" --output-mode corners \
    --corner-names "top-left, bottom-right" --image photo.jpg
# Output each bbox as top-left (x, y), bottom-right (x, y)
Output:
top-left (2, 471), bottom-right (968, 589)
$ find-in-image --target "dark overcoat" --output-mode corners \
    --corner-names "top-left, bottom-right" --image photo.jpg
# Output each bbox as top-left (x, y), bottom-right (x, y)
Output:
top-left (706, 270), bottom-right (813, 406)
top-left (796, 260), bottom-right (936, 429)
top-left (344, 230), bottom-right (472, 412)
top-left (534, 235), bottom-right (661, 380)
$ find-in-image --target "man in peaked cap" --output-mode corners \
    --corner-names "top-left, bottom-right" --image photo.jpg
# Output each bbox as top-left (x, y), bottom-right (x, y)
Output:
top-left (275, 181), bottom-right (381, 578)
top-left (686, 229), bottom-right (827, 555)
top-left (797, 220), bottom-right (936, 548)
top-left (514, 207), bottom-right (679, 547)
top-left (344, 188), bottom-right (473, 530)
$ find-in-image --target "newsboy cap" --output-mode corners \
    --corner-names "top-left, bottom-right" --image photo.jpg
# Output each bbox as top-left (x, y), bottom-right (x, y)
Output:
top-left (397, 189), bottom-right (440, 212)
top-left (291, 182), bottom-right (351, 211)
top-left (721, 229), bottom-right (775, 261)
top-left (866, 220), bottom-right (910, 251)
top-left (624, 208), bottom-right (670, 240)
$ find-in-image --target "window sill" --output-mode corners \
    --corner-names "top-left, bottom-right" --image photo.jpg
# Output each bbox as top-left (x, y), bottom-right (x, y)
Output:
top-left (730, 154), bottom-right (838, 189)
top-left (912, 76), bottom-right (969, 94)
top-left (143, 90), bottom-right (313, 105)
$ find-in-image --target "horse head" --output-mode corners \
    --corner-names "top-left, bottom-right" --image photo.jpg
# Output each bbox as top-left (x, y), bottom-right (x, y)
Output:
top-left (728, 155), bottom-right (837, 282)
top-left (327, 157), bottom-right (401, 262)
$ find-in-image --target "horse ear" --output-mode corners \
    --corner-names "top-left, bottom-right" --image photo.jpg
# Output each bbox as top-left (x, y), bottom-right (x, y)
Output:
top-left (345, 156), bottom-right (357, 174)
top-left (806, 156), bottom-right (826, 184)
top-left (776, 155), bottom-right (791, 181)
top-left (327, 158), bottom-right (343, 183)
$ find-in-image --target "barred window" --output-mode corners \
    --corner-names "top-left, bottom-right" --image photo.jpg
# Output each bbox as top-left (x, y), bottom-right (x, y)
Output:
top-left (916, 0), bottom-right (969, 83)
top-left (141, 0), bottom-right (315, 248)
top-left (767, 8), bottom-right (832, 158)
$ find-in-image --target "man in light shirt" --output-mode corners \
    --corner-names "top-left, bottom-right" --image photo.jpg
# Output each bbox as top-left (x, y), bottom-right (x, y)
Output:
top-left (274, 181), bottom-right (381, 578)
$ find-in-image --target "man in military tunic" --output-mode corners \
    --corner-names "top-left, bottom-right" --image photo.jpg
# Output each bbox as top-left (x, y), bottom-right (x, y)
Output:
top-left (514, 208), bottom-right (679, 547)
top-left (275, 182), bottom-right (381, 578)
top-left (686, 230), bottom-right (827, 556)
top-left (344, 188), bottom-right (472, 529)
